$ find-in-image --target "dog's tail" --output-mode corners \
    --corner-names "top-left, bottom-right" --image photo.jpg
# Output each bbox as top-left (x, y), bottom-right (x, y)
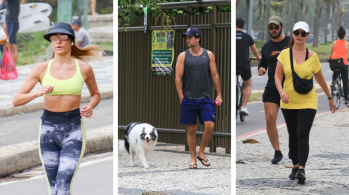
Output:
top-left (118, 139), bottom-right (130, 154)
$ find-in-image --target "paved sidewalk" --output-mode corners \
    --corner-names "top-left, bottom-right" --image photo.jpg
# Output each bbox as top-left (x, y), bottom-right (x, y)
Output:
top-left (0, 57), bottom-right (113, 108)
top-left (237, 109), bottom-right (349, 194)
top-left (118, 141), bottom-right (231, 195)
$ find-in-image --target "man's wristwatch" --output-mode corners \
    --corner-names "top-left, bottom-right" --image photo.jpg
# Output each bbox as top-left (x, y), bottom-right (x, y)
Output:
top-left (328, 96), bottom-right (333, 100)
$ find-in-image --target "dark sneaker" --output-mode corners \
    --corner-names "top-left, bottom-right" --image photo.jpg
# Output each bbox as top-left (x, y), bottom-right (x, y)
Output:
top-left (296, 169), bottom-right (306, 184)
top-left (289, 167), bottom-right (299, 180)
top-left (271, 151), bottom-right (283, 164)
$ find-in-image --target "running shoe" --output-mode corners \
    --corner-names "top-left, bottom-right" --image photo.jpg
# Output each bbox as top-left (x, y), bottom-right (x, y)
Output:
top-left (271, 151), bottom-right (283, 164)
top-left (240, 106), bottom-right (249, 116)
top-left (296, 169), bottom-right (306, 184)
top-left (289, 167), bottom-right (299, 180)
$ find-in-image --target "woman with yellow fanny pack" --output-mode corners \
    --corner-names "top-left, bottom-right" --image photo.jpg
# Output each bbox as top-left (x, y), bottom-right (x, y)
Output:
top-left (12, 22), bottom-right (102, 195)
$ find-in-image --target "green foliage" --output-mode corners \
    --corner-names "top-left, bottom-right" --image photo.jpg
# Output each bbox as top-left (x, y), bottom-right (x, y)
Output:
top-left (119, 0), bottom-right (231, 31)
top-left (16, 31), bottom-right (50, 65)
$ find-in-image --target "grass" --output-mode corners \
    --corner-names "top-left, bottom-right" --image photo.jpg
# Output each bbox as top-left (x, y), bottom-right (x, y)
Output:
top-left (14, 32), bottom-right (113, 66)
top-left (97, 42), bottom-right (113, 51)
top-left (16, 31), bottom-right (50, 66)
top-left (249, 39), bottom-right (336, 60)
top-left (248, 92), bottom-right (264, 102)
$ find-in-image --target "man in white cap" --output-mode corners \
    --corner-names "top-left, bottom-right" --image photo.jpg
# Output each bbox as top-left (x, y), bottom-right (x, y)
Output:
top-left (257, 15), bottom-right (291, 164)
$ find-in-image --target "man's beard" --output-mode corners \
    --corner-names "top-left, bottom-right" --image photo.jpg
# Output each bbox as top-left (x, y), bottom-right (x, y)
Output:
top-left (188, 42), bottom-right (196, 48)
top-left (269, 30), bottom-right (282, 39)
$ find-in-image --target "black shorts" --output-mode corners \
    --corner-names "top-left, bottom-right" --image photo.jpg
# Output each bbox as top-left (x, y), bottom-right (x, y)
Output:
top-left (262, 88), bottom-right (281, 106)
top-left (6, 22), bottom-right (19, 44)
top-left (236, 63), bottom-right (251, 81)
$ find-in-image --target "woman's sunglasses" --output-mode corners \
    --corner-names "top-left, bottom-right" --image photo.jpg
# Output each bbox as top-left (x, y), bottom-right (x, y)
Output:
top-left (49, 34), bottom-right (69, 42)
top-left (293, 30), bottom-right (308, 37)
top-left (268, 25), bottom-right (280, 30)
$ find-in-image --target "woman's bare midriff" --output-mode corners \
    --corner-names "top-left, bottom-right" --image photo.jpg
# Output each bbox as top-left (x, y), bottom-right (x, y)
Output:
top-left (44, 95), bottom-right (82, 112)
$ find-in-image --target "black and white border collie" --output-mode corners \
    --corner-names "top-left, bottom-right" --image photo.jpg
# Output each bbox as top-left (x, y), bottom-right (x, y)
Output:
top-left (119, 122), bottom-right (158, 168)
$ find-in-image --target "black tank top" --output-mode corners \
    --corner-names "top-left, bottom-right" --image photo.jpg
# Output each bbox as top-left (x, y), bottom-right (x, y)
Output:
top-left (183, 48), bottom-right (211, 100)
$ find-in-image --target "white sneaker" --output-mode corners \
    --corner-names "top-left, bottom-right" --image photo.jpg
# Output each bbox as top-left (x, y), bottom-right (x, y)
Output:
top-left (240, 106), bottom-right (249, 116)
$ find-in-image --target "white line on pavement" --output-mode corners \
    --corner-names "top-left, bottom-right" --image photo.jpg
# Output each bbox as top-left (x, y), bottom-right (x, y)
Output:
top-left (0, 156), bottom-right (113, 187)
top-left (0, 131), bottom-right (13, 137)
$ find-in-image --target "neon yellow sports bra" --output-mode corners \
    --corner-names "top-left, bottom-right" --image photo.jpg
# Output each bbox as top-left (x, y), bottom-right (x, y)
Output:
top-left (41, 59), bottom-right (84, 95)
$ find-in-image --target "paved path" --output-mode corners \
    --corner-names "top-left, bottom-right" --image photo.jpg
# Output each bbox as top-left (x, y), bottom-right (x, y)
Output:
top-left (0, 56), bottom-right (113, 108)
top-left (0, 152), bottom-right (113, 195)
top-left (237, 109), bottom-right (349, 194)
top-left (118, 142), bottom-right (231, 195)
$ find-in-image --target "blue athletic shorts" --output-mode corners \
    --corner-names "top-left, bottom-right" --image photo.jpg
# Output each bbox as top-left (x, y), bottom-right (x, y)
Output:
top-left (6, 22), bottom-right (19, 44)
top-left (180, 97), bottom-right (216, 125)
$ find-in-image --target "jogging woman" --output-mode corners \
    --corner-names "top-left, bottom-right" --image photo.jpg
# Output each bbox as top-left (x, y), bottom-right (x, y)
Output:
top-left (12, 22), bottom-right (102, 194)
top-left (329, 26), bottom-right (349, 106)
top-left (275, 21), bottom-right (336, 184)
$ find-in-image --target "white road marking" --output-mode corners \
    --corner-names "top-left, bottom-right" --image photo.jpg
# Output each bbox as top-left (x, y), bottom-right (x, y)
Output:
top-left (0, 131), bottom-right (14, 137)
top-left (93, 113), bottom-right (107, 117)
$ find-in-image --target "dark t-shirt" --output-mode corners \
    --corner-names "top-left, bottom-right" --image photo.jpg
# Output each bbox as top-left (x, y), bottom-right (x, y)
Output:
top-left (258, 35), bottom-right (291, 94)
top-left (236, 30), bottom-right (254, 67)
top-left (6, 0), bottom-right (20, 23)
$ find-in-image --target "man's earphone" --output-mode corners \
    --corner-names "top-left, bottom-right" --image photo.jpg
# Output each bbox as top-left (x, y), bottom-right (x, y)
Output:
top-left (71, 42), bottom-right (74, 46)
top-left (197, 39), bottom-right (199, 41)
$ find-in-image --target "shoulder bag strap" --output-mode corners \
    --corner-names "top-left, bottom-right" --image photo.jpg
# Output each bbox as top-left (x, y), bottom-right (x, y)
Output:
top-left (305, 48), bottom-right (309, 60)
top-left (289, 47), bottom-right (295, 73)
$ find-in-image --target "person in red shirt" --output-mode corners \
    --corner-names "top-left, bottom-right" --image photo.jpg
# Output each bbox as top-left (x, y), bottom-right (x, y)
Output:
top-left (329, 26), bottom-right (349, 106)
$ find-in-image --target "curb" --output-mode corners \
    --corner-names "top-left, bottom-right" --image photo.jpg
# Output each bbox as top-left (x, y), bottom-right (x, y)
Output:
top-left (0, 126), bottom-right (113, 177)
top-left (0, 91), bottom-right (113, 117)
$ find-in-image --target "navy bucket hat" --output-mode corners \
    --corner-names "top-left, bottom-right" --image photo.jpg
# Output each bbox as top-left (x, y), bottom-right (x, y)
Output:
top-left (43, 22), bottom-right (75, 42)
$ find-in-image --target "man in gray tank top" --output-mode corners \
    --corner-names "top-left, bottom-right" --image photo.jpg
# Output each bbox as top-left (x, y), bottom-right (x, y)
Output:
top-left (175, 27), bottom-right (222, 169)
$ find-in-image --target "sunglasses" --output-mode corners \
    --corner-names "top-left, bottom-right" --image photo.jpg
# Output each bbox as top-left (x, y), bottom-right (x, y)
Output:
top-left (293, 30), bottom-right (308, 37)
top-left (49, 34), bottom-right (69, 42)
top-left (268, 25), bottom-right (280, 30)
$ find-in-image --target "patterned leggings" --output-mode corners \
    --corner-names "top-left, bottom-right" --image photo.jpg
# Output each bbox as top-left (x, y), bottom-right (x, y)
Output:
top-left (39, 109), bottom-right (86, 195)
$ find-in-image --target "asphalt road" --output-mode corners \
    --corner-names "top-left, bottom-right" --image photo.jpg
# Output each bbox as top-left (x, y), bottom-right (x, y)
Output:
top-left (237, 63), bottom-right (343, 137)
top-left (0, 156), bottom-right (113, 195)
top-left (0, 99), bottom-right (113, 147)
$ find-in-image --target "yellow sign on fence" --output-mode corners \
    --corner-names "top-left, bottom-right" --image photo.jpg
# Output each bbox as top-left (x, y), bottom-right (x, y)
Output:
top-left (151, 30), bottom-right (175, 76)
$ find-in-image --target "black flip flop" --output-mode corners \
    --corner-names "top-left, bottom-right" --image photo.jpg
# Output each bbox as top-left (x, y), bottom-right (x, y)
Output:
top-left (189, 164), bottom-right (197, 169)
top-left (197, 156), bottom-right (211, 166)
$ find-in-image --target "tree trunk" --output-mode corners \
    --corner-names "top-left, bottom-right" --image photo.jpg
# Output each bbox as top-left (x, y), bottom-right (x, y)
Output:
top-left (285, 1), bottom-right (289, 36)
top-left (245, 0), bottom-right (250, 33)
top-left (295, 0), bottom-right (300, 22)
top-left (336, 0), bottom-right (342, 29)
top-left (325, 2), bottom-right (330, 43)
top-left (332, 0), bottom-right (336, 41)
top-left (266, 0), bottom-right (271, 40)
top-left (262, 0), bottom-right (266, 40)
top-left (313, 0), bottom-right (321, 47)
top-left (289, 1), bottom-right (294, 37)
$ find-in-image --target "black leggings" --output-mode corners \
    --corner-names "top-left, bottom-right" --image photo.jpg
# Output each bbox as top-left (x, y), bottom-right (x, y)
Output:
top-left (330, 62), bottom-right (348, 101)
top-left (281, 108), bottom-right (317, 167)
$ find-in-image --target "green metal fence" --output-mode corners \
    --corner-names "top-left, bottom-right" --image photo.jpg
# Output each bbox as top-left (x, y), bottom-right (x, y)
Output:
top-left (118, 0), bottom-right (231, 154)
